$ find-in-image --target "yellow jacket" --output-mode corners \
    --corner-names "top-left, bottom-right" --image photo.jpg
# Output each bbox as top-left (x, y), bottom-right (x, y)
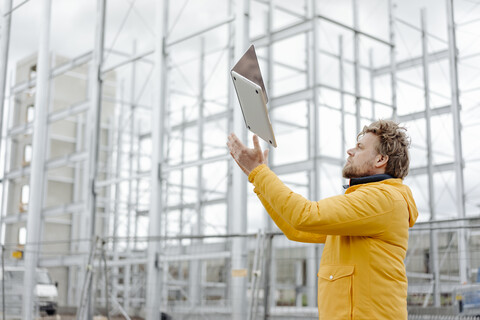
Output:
top-left (248, 164), bottom-right (418, 320)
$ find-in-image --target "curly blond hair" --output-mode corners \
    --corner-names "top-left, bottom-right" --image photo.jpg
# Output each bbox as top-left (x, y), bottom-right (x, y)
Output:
top-left (358, 120), bottom-right (411, 179)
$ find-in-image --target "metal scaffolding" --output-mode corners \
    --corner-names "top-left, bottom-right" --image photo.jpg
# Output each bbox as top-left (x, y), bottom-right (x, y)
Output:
top-left (0, 0), bottom-right (480, 318)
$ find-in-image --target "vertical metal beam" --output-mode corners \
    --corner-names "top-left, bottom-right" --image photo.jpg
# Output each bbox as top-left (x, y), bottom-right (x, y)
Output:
top-left (83, 0), bottom-right (107, 318)
top-left (264, 0), bottom-right (274, 232)
top-left (295, 260), bottom-right (303, 307)
top-left (262, 234), bottom-right (273, 319)
top-left (69, 114), bottom-right (84, 305)
top-left (306, 0), bottom-right (319, 309)
top-left (134, 119), bottom-right (140, 251)
top-left (308, 0), bottom-right (320, 204)
top-left (421, 8), bottom-right (440, 306)
top-left (446, 0), bottom-right (468, 284)
top-left (230, 0), bottom-right (249, 318)
top-left (112, 80), bottom-right (125, 302)
top-left (388, 0), bottom-right (397, 120)
top-left (124, 40), bottom-right (137, 313)
top-left (353, 0), bottom-right (361, 133)
top-left (339, 35), bottom-right (346, 172)
top-left (189, 37), bottom-right (205, 308)
top-left (197, 37), bottom-right (205, 237)
top-left (0, 0), bottom-right (12, 157)
top-left (369, 49), bottom-right (376, 121)
top-left (180, 107), bottom-right (186, 237)
top-left (85, 0), bottom-right (106, 243)
top-left (0, 77), bottom-right (12, 247)
top-left (105, 118), bottom-right (114, 237)
top-left (22, 0), bottom-right (52, 318)
top-left (145, 0), bottom-right (168, 318)
top-left (0, 0), bottom-right (12, 247)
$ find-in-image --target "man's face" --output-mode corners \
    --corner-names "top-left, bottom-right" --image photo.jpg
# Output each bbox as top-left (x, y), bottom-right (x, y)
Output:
top-left (342, 132), bottom-right (381, 179)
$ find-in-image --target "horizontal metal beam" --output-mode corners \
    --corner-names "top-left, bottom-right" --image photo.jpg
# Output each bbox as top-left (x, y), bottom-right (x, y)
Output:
top-left (7, 122), bottom-right (33, 137)
top-left (164, 197), bottom-right (226, 212)
top-left (167, 16), bottom-right (235, 47)
top-left (270, 88), bottom-right (313, 109)
top-left (45, 151), bottom-right (88, 170)
top-left (272, 159), bottom-right (314, 175)
top-left (7, 101), bottom-right (88, 138)
top-left (373, 49), bottom-right (449, 77)
top-left (396, 17), bottom-right (447, 44)
top-left (43, 202), bottom-right (84, 217)
top-left (271, 155), bottom-right (344, 176)
top-left (163, 154), bottom-right (230, 173)
top-left (12, 51), bottom-right (93, 94)
top-left (95, 171), bottom-right (150, 189)
top-left (254, 0), bottom-right (306, 19)
top-left (170, 110), bottom-right (229, 132)
top-left (102, 49), bottom-right (154, 74)
top-left (398, 105), bottom-right (451, 122)
top-left (409, 162), bottom-right (455, 176)
top-left (3, 202), bottom-right (84, 224)
top-left (5, 151), bottom-right (88, 180)
top-left (48, 100), bottom-right (89, 123)
top-left (103, 95), bottom-right (152, 110)
top-left (253, 20), bottom-right (311, 48)
top-left (270, 83), bottom-right (392, 110)
top-left (44, 218), bottom-right (72, 225)
top-left (39, 254), bottom-right (85, 268)
top-left (161, 251), bottom-right (230, 262)
top-left (317, 14), bottom-right (393, 47)
top-left (3, 212), bottom-right (28, 224)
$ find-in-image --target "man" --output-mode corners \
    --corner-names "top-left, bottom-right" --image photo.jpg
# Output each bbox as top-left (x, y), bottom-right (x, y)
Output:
top-left (227, 120), bottom-right (418, 320)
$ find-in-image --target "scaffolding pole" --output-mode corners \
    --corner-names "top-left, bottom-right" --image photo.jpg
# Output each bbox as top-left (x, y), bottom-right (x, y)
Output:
top-left (124, 40), bottom-right (137, 313)
top-left (229, 0), bottom-right (249, 318)
top-left (82, 0), bottom-right (107, 318)
top-left (111, 80), bottom-right (125, 303)
top-left (264, 0), bottom-right (274, 232)
top-left (388, 0), bottom-right (397, 120)
top-left (188, 36), bottom-right (206, 308)
top-left (0, 15), bottom-right (13, 262)
top-left (446, 0), bottom-right (468, 285)
top-left (0, 0), bottom-right (12, 157)
top-left (353, 0), bottom-right (361, 132)
top-left (145, 0), bottom-right (168, 318)
top-left (307, 0), bottom-right (319, 309)
top-left (22, 0), bottom-right (52, 319)
top-left (421, 8), bottom-right (441, 307)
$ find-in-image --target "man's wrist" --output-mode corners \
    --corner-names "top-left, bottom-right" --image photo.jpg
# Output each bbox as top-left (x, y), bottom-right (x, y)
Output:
top-left (248, 164), bottom-right (267, 183)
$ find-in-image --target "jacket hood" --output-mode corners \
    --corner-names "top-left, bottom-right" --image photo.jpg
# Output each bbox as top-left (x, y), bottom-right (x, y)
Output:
top-left (385, 179), bottom-right (418, 227)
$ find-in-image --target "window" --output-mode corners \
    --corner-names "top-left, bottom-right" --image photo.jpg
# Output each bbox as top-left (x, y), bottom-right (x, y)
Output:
top-left (29, 65), bottom-right (37, 81)
top-left (20, 184), bottom-right (29, 212)
top-left (23, 144), bottom-right (32, 165)
top-left (18, 227), bottom-right (26, 245)
top-left (26, 104), bottom-right (34, 123)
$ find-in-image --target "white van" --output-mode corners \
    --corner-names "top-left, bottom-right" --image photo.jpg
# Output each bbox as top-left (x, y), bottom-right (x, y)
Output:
top-left (0, 266), bottom-right (58, 316)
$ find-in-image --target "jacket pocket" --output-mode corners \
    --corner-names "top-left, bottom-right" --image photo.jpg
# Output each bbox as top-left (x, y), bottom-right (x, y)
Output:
top-left (317, 265), bottom-right (355, 320)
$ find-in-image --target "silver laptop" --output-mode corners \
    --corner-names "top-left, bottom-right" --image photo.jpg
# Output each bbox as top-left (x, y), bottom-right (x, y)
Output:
top-left (231, 45), bottom-right (277, 147)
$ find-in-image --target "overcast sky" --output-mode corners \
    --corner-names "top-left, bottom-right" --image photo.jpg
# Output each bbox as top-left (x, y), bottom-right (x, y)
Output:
top-left (1, 0), bottom-right (480, 229)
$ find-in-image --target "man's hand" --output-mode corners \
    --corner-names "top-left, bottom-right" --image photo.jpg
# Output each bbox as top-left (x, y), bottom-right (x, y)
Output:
top-left (227, 133), bottom-right (269, 175)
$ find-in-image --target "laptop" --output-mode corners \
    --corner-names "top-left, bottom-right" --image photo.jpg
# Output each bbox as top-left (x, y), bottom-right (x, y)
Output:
top-left (231, 45), bottom-right (277, 147)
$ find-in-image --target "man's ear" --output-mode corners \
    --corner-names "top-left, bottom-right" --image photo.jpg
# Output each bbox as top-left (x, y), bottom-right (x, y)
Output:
top-left (375, 154), bottom-right (389, 169)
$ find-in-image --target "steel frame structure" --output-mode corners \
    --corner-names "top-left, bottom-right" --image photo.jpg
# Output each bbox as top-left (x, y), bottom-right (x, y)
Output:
top-left (0, 0), bottom-right (479, 318)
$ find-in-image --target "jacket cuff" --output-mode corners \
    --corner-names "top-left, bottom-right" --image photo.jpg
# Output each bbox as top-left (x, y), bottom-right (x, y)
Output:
top-left (248, 164), bottom-right (268, 183)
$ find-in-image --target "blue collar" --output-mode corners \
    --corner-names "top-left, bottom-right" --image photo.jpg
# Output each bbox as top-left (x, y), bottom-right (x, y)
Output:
top-left (343, 174), bottom-right (394, 189)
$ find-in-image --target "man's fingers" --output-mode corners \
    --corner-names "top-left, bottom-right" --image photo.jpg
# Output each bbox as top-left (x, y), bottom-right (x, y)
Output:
top-left (253, 134), bottom-right (261, 152)
top-left (263, 149), bottom-right (269, 159)
top-left (229, 133), bottom-right (245, 150)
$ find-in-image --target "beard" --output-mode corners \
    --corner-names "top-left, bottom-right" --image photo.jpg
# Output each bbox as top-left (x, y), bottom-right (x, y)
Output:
top-left (342, 160), bottom-right (376, 179)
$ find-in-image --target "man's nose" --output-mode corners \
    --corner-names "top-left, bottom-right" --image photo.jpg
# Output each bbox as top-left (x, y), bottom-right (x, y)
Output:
top-left (347, 148), bottom-right (354, 156)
